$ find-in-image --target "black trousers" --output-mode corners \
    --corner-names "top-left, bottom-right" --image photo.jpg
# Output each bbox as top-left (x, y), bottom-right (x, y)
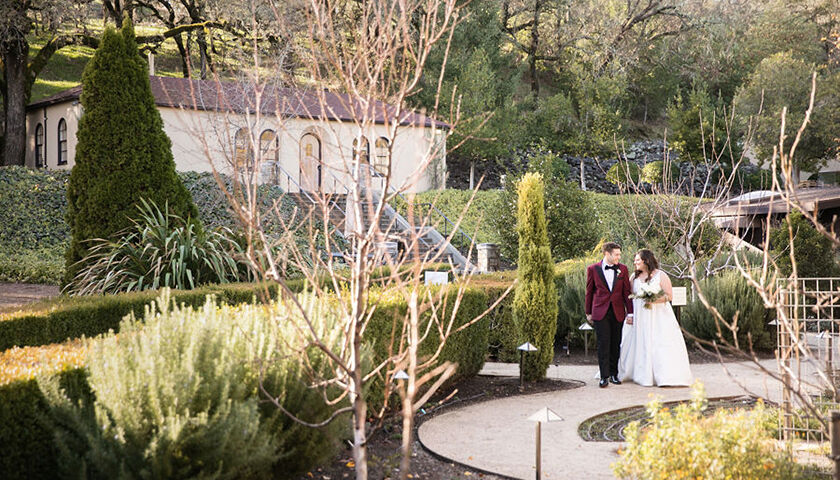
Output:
top-left (594, 306), bottom-right (623, 380)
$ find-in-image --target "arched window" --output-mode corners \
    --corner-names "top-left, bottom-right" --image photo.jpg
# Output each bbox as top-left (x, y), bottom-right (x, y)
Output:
top-left (233, 127), bottom-right (252, 171)
top-left (259, 129), bottom-right (278, 163)
top-left (35, 123), bottom-right (44, 168)
top-left (352, 136), bottom-right (370, 164)
top-left (57, 119), bottom-right (68, 165)
top-left (374, 137), bottom-right (390, 175)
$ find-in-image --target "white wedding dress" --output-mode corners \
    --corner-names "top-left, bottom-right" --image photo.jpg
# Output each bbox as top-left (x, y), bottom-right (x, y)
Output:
top-left (618, 271), bottom-right (693, 387)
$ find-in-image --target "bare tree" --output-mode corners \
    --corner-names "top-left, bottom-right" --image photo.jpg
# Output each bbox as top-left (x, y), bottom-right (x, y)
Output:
top-left (619, 73), bottom-right (840, 443)
top-left (167, 1), bottom-right (513, 479)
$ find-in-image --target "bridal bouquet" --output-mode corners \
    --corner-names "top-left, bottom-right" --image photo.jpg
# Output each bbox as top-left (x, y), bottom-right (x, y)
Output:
top-left (630, 283), bottom-right (665, 309)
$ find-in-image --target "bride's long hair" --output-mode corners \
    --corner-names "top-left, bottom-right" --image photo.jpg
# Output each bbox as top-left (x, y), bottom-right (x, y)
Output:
top-left (634, 249), bottom-right (659, 281)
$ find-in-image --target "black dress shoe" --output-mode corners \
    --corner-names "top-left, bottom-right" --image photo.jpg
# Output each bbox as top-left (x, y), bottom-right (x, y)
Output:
top-left (599, 378), bottom-right (609, 388)
top-left (609, 375), bottom-right (622, 385)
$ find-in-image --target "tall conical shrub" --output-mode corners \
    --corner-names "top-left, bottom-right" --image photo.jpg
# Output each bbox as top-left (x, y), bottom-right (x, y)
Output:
top-left (513, 172), bottom-right (557, 381)
top-left (65, 17), bottom-right (198, 285)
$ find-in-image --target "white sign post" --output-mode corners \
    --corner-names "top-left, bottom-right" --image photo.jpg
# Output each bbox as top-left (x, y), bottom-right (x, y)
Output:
top-left (671, 286), bottom-right (688, 324)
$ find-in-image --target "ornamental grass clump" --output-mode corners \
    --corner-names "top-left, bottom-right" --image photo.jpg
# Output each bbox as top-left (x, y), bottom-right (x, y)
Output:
top-left (613, 382), bottom-right (804, 480)
top-left (40, 289), bottom-right (346, 478)
top-left (67, 199), bottom-right (256, 295)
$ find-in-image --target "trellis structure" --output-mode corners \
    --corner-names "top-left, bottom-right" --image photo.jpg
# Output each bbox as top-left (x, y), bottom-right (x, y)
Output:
top-left (777, 278), bottom-right (840, 442)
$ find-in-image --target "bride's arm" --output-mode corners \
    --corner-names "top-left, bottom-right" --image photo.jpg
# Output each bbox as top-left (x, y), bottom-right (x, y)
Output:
top-left (658, 272), bottom-right (673, 303)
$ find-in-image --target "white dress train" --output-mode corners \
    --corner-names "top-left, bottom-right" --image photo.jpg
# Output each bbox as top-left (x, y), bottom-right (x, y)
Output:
top-left (618, 272), bottom-right (692, 387)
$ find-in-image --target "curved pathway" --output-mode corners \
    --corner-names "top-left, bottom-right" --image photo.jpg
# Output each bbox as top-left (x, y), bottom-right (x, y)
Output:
top-left (418, 360), bottom-right (781, 479)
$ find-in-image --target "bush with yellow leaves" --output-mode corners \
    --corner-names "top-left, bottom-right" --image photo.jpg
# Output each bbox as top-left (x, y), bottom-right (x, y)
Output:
top-left (613, 382), bottom-right (806, 480)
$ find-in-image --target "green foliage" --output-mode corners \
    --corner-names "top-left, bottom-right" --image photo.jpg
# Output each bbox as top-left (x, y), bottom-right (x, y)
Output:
top-left (40, 291), bottom-right (344, 478)
top-left (555, 259), bottom-right (593, 348)
top-left (492, 153), bottom-right (598, 261)
top-left (613, 382), bottom-right (804, 480)
top-left (513, 173), bottom-right (557, 381)
top-left (667, 88), bottom-right (740, 165)
top-left (363, 285), bottom-right (490, 411)
top-left (0, 369), bottom-right (90, 480)
top-left (0, 166), bottom-right (69, 249)
top-left (640, 160), bottom-right (679, 185)
top-left (392, 189), bottom-right (502, 246)
top-left (681, 270), bottom-right (773, 350)
top-left (67, 199), bottom-right (257, 295)
top-left (0, 246), bottom-right (65, 284)
top-left (770, 211), bottom-right (840, 278)
top-left (733, 52), bottom-right (840, 173)
top-left (589, 192), bottom-right (721, 263)
top-left (0, 166), bottom-right (314, 285)
top-left (0, 281), bottom-right (307, 351)
top-left (65, 19), bottom-right (198, 285)
top-left (606, 162), bottom-right (642, 186)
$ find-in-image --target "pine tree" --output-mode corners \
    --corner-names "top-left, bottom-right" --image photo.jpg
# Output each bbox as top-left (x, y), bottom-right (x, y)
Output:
top-left (65, 17), bottom-right (198, 285)
top-left (513, 172), bottom-right (557, 381)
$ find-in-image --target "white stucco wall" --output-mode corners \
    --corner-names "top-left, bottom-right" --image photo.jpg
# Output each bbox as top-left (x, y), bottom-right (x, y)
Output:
top-left (25, 102), bottom-right (82, 170)
top-left (26, 100), bottom-right (447, 194)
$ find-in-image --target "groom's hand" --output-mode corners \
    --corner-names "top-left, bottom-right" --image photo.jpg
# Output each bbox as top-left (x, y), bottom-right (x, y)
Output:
top-left (586, 314), bottom-right (592, 325)
top-left (625, 314), bottom-right (633, 325)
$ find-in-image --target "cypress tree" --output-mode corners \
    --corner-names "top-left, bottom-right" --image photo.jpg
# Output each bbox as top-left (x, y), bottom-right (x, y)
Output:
top-left (513, 172), bottom-right (557, 381)
top-left (65, 17), bottom-right (198, 285)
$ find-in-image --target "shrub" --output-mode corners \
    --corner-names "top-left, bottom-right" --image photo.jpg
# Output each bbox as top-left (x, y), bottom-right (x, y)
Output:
top-left (41, 291), bottom-right (345, 479)
top-left (67, 199), bottom-right (257, 295)
top-left (667, 87), bottom-right (740, 165)
top-left (605, 162), bottom-right (641, 186)
top-left (65, 19), bottom-right (198, 284)
top-left (0, 246), bottom-right (65, 284)
top-left (0, 281), bottom-right (306, 351)
top-left (513, 173), bottom-right (557, 381)
top-left (613, 382), bottom-right (804, 479)
top-left (0, 168), bottom-right (319, 285)
top-left (770, 211), bottom-right (840, 278)
top-left (0, 369), bottom-right (89, 480)
top-left (681, 269), bottom-right (773, 350)
top-left (555, 259), bottom-right (592, 347)
top-left (640, 160), bottom-right (679, 185)
top-left (0, 166), bottom-right (69, 250)
top-left (364, 284), bottom-right (490, 410)
top-left (491, 158), bottom-right (598, 262)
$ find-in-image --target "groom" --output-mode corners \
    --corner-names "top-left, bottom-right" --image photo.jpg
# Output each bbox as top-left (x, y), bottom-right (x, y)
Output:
top-left (585, 242), bottom-right (633, 388)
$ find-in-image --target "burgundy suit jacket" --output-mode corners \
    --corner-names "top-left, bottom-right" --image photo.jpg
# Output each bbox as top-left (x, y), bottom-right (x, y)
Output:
top-left (585, 261), bottom-right (633, 321)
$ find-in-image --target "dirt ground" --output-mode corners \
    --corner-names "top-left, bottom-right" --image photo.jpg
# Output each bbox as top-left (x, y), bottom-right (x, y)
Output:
top-left (0, 283), bottom-right (59, 312)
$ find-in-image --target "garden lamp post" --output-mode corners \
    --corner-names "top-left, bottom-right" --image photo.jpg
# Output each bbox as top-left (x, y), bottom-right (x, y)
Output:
top-left (528, 407), bottom-right (563, 480)
top-left (518, 342), bottom-right (538, 390)
top-left (578, 322), bottom-right (594, 357)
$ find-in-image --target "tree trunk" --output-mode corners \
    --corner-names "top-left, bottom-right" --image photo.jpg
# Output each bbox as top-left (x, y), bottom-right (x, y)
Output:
top-left (469, 159), bottom-right (475, 190)
top-left (399, 290), bottom-right (420, 480)
top-left (2, 39), bottom-right (29, 167)
top-left (174, 34), bottom-right (190, 78)
top-left (528, 0), bottom-right (542, 97)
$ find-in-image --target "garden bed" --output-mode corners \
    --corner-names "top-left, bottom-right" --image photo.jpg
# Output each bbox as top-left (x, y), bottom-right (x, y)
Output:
top-left (298, 374), bottom-right (581, 480)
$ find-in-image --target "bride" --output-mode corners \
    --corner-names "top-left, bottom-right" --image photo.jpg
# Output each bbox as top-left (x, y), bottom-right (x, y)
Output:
top-left (618, 249), bottom-right (692, 387)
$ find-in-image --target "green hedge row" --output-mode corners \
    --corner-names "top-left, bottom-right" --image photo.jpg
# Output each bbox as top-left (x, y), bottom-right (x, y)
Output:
top-left (0, 281), bottom-right (306, 351)
top-left (0, 284), bottom-right (491, 480)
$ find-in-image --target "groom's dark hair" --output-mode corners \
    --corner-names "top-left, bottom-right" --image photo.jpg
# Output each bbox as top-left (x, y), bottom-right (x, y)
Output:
top-left (602, 242), bottom-right (621, 253)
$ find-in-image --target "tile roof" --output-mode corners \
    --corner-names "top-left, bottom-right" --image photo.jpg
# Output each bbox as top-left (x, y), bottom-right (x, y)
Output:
top-left (28, 76), bottom-right (449, 129)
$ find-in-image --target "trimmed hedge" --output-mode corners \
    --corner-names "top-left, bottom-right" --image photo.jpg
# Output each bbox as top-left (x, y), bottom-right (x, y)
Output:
top-left (1, 283), bottom-right (492, 480)
top-left (0, 281), bottom-right (305, 351)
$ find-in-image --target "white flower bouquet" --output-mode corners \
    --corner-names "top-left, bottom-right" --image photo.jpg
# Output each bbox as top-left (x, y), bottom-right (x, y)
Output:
top-left (630, 282), bottom-right (665, 309)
